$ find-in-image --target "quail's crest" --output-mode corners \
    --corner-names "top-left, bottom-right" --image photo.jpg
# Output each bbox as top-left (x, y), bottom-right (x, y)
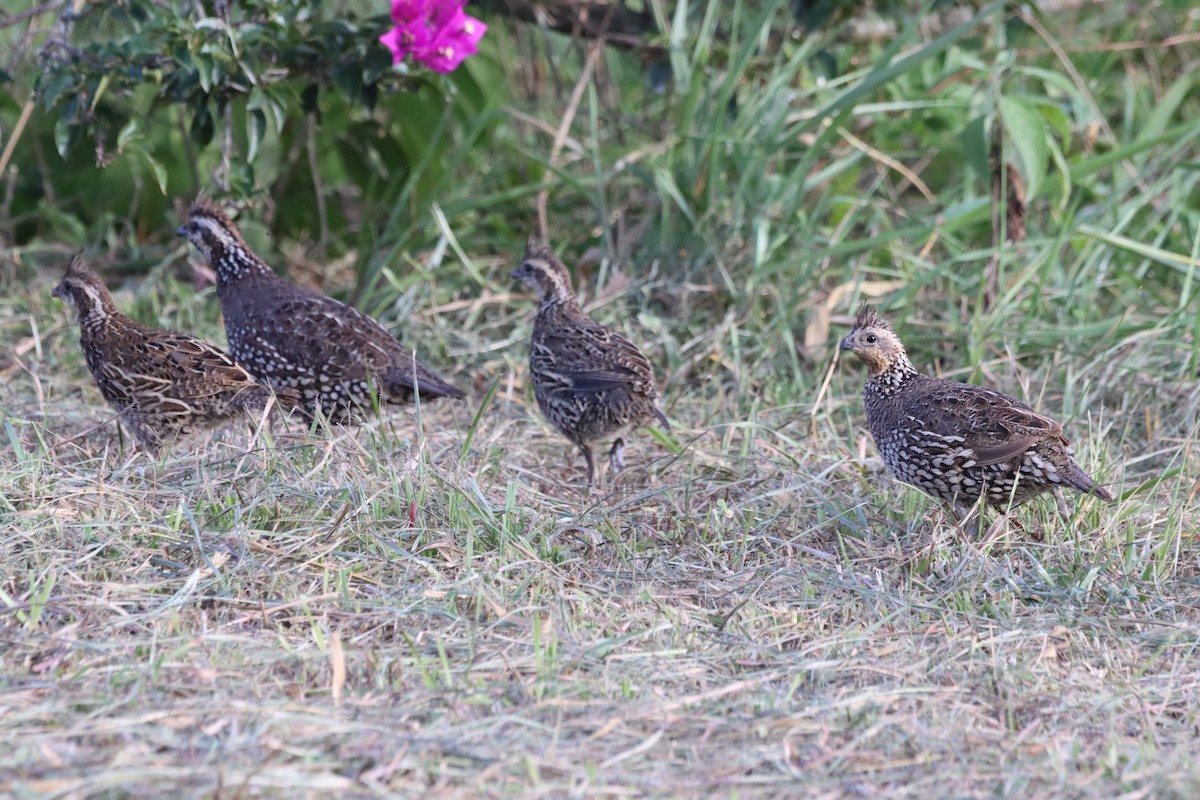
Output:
top-left (53, 254), bottom-right (116, 328)
top-left (841, 303), bottom-right (907, 377)
top-left (513, 237), bottom-right (574, 305)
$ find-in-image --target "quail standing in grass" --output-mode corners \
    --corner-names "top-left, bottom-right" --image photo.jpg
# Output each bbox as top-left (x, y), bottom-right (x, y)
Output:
top-left (841, 305), bottom-right (1114, 532)
top-left (177, 198), bottom-right (465, 422)
top-left (53, 255), bottom-right (297, 453)
top-left (513, 237), bottom-right (669, 488)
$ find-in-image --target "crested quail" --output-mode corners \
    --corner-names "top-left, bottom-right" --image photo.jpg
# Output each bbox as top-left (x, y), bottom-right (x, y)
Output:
top-left (841, 305), bottom-right (1114, 532)
top-left (53, 254), bottom-right (296, 452)
top-left (513, 237), bottom-right (669, 488)
top-left (177, 198), bottom-right (464, 423)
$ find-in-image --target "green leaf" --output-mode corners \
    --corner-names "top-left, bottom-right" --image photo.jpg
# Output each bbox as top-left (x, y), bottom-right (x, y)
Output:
top-left (136, 147), bottom-right (169, 193)
top-left (53, 116), bottom-right (74, 158)
top-left (117, 119), bottom-right (141, 149)
top-left (363, 44), bottom-right (395, 85)
top-left (999, 95), bottom-right (1048, 202)
top-left (38, 71), bottom-right (79, 111)
top-left (190, 103), bottom-right (214, 146)
top-left (246, 108), bottom-right (267, 162)
top-left (248, 85), bottom-right (285, 130)
top-left (195, 52), bottom-right (215, 94)
top-left (1139, 71), bottom-right (1195, 143)
top-left (653, 166), bottom-right (697, 226)
top-left (231, 161), bottom-right (255, 197)
top-left (961, 115), bottom-right (990, 183)
top-left (121, 142), bottom-right (167, 192)
top-left (1034, 101), bottom-right (1071, 151)
top-left (1046, 135), bottom-right (1071, 212)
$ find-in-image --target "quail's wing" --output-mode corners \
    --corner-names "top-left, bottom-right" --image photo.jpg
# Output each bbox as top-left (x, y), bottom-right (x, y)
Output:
top-left (242, 294), bottom-right (400, 378)
top-left (909, 378), bottom-right (1065, 465)
top-left (90, 328), bottom-right (254, 408)
top-left (255, 292), bottom-right (462, 397)
top-left (140, 331), bottom-right (259, 395)
top-left (535, 320), bottom-right (657, 395)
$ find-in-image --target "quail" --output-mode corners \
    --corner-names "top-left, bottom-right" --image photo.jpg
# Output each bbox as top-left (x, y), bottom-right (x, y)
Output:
top-left (841, 305), bottom-right (1114, 532)
top-left (513, 237), bottom-right (669, 488)
top-left (177, 198), bottom-right (465, 423)
top-left (53, 254), bottom-right (296, 452)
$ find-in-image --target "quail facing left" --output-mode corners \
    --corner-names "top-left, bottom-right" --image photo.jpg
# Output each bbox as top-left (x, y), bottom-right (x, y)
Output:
top-left (177, 198), bottom-right (465, 423)
top-left (513, 237), bottom-right (669, 488)
top-left (841, 304), bottom-right (1114, 532)
top-left (53, 255), bottom-right (297, 453)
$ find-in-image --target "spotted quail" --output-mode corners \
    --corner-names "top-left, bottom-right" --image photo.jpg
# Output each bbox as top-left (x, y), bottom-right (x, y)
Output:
top-left (53, 254), bottom-right (297, 452)
top-left (841, 305), bottom-right (1114, 532)
top-left (513, 237), bottom-right (669, 488)
top-left (177, 198), bottom-right (465, 423)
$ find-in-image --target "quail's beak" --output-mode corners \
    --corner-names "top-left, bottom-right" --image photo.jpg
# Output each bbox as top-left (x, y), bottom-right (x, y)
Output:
top-left (839, 334), bottom-right (853, 351)
top-left (175, 224), bottom-right (187, 238)
top-left (51, 284), bottom-right (64, 299)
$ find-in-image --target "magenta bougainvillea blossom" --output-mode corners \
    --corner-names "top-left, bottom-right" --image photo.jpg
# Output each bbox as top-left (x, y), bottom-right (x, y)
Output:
top-left (379, 0), bottom-right (487, 74)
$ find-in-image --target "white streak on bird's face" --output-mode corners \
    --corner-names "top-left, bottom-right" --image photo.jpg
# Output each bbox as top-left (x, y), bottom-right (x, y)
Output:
top-left (513, 256), bottom-right (574, 305)
top-left (182, 216), bottom-right (237, 259)
top-left (181, 214), bottom-right (263, 284)
top-left (54, 275), bottom-right (112, 330)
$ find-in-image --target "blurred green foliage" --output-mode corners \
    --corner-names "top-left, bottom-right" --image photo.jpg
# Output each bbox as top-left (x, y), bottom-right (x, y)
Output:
top-left (1, 0), bottom-right (1197, 371)
top-left (2, 0), bottom-right (499, 268)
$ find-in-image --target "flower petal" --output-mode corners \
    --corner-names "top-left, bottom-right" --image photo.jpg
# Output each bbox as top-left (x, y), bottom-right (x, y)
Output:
top-left (380, 20), bottom-right (436, 64)
top-left (426, 0), bottom-right (468, 30)
top-left (450, 12), bottom-right (487, 49)
top-left (390, 0), bottom-right (427, 24)
top-left (385, 2), bottom-right (486, 73)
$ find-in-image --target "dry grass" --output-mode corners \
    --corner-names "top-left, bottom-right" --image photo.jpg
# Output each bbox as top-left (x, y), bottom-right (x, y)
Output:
top-left (3, 267), bottom-right (1199, 799)
top-left (5, 1), bottom-right (1200, 795)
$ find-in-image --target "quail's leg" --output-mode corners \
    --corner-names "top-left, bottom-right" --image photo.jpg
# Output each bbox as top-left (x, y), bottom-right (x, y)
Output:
top-left (1052, 487), bottom-right (1072, 525)
top-left (954, 500), bottom-right (985, 538)
top-left (246, 392), bottom-right (276, 434)
top-left (128, 416), bottom-right (162, 456)
top-left (609, 438), bottom-right (626, 475)
top-left (580, 444), bottom-right (596, 488)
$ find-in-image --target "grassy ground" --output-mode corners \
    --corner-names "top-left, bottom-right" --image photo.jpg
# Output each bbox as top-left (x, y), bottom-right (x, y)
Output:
top-left (4, 0), bottom-right (1200, 797)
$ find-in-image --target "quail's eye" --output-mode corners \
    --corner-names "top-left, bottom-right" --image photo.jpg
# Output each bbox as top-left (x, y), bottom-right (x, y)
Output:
top-left (865, 333), bottom-right (877, 344)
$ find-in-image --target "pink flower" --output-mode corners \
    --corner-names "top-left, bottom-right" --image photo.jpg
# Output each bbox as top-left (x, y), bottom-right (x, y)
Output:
top-left (380, 0), bottom-right (487, 74)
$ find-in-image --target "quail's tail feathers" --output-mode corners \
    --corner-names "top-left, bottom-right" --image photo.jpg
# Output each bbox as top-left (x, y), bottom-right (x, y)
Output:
top-left (271, 386), bottom-right (303, 411)
top-left (233, 384), bottom-right (301, 413)
top-left (1064, 463), bottom-right (1115, 503)
top-left (383, 365), bottom-right (466, 401)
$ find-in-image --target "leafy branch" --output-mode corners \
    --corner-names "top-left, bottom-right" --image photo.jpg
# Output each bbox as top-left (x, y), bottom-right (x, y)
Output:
top-left (34, 0), bottom-right (405, 195)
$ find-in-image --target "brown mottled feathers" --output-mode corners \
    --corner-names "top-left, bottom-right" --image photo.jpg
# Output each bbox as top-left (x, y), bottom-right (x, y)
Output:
top-left (177, 199), bottom-right (464, 422)
top-left (514, 238), bottom-right (668, 487)
top-left (841, 305), bottom-right (1113, 526)
top-left (53, 255), bottom-right (296, 452)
